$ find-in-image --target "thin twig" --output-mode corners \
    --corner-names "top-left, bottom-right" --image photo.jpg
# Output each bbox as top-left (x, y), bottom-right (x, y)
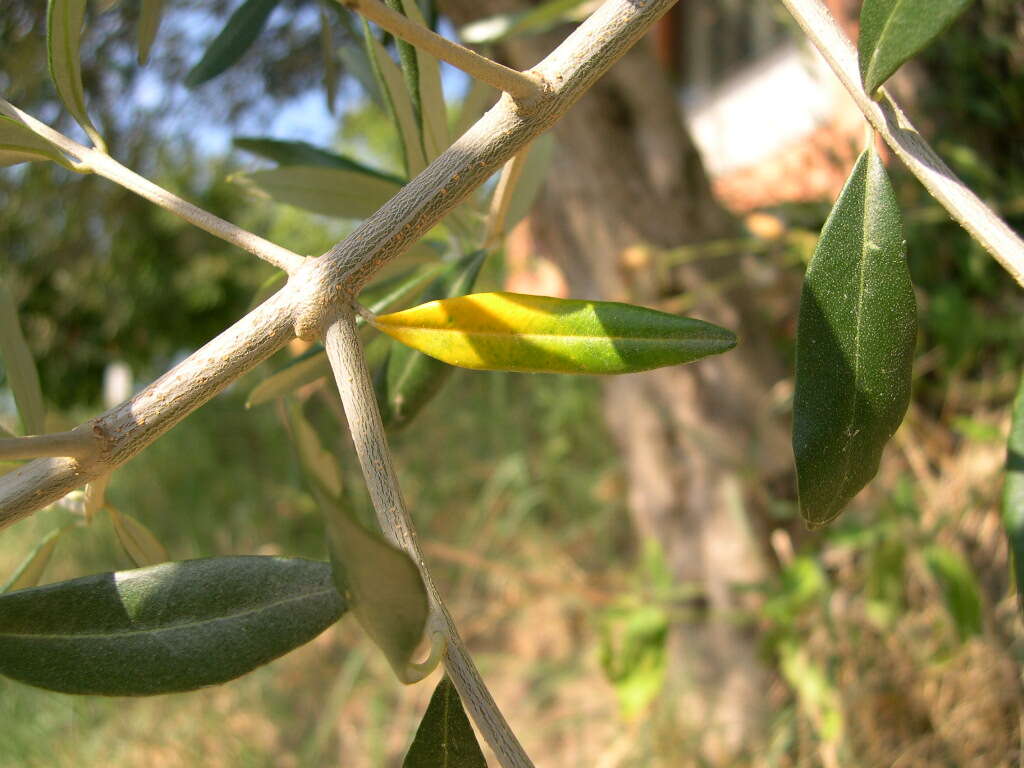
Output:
top-left (323, 309), bottom-right (533, 768)
top-left (0, 0), bottom-right (680, 525)
top-left (0, 99), bottom-right (306, 275)
top-left (483, 147), bottom-right (529, 250)
top-left (339, 0), bottom-right (545, 103)
top-left (777, 0), bottom-right (1024, 288)
top-left (0, 429), bottom-right (97, 460)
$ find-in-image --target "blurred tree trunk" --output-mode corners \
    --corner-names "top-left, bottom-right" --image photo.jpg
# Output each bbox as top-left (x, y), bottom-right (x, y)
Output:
top-left (441, 1), bottom-right (792, 759)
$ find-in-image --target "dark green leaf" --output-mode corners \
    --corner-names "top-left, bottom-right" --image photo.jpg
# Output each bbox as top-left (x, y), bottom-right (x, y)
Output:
top-left (859, 0), bottom-right (974, 94)
top-left (793, 147), bottom-right (916, 526)
top-left (0, 279), bottom-right (46, 435)
top-left (0, 556), bottom-right (346, 695)
top-left (47, 0), bottom-right (104, 147)
top-left (0, 116), bottom-right (71, 169)
top-left (1003, 373), bottom-right (1024, 615)
top-left (185, 0), bottom-right (280, 88)
top-left (321, 495), bottom-right (429, 684)
top-left (923, 546), bottom-right (983, 640)
top-left (137, 0), bottom-right (166, 65)
top-left (233, 137), bottom-right (405, 184)
top-left (403, 677), bottom-right (487, 768)
top-left (400, 0), bottom-right (448, 161)
top-left (377, 252), bottom-right (487, 430)
top-left (319, 5), bottom-right (339, 113)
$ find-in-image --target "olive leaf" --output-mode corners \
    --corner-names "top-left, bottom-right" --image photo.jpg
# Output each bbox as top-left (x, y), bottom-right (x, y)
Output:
top-left (0, 116), bottom-right (71, 169)
top-left (233, 136), bottom-right (404, 184)
top-left (1003, 373), bottom-right (1024, 615)
top-left (403, 676), bottom-right (487, 768)
top-left (371, 291), bottom-right (737, 375)
top-left (793, 146), bottom-right (916, 526)
top-left (109, 507), bottom-right (169, 567)
top-left (137, 0), bottom-right (166, 65)
top-left (47, 0), bottom-right (104, 148)
top-left (0, 557), bottom-right (346, 695)
top-left (859, 0), bottom-right (975, 94)
top-left (231, 166), bottom-right (402, 220)
top-left (2, 526), bottom-right (72, 593)
top-left (185, 0), bottom-right (280, 88)
top-left (923, 546), bottom-right (983, 640)
top-left (400, 0), bottom-right (449, 162)
top-left (0, 279), bottom-right (46, 435)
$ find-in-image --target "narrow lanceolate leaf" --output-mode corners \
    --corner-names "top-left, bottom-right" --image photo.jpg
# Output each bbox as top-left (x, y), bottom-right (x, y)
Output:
top-left (248, 348), bottom-right (333, 408)
top-left (1003, 373), bottom-right (1024, 614)
top-left (185, 0), bottom-right (280, 88)
top-left (46, 0), bottom-right (103, 147)
top-left (388, 0), bottom-right (422, 126)
top-left (285, 402), bottom-right (343, 499)
top-left (0, 280), bottom-right (46, 435)
top-left (137, 0), bottom-right (166, 65)
top-left (504, 133), bottom-right (555, 231)
top-left (793, 147), bottom-right (916, 527)
top-left (320, 5), bottom-right (339, 113)
top-left (401, 0), bottom-right (449, 161)
top-left (109, 507), bottom-right (169, 567)
top-left (0, 116), bottom-right (71, 169)
top-left (403, 677), bottom-right (487, 768)
top-left (233, 137), bottom-right (404, 183)
top-left (2, 527), bottom-right (69, 593)
top-left (363, 21), bottom-right (427, 176)
top-left (232, 166), bottom-right (402, 219)
top-left (377, 252), bottom-right (486, 429)
top-left (859, 0), bottom-right (974, 94)
top-left (321, 495), bottom-right (429, 684)
top-left (923, 546), bottom-right (983, 640)
top-left (0, 557), bottom-right (346, 695)
top-left (371, 291), bottom-right (737, 375)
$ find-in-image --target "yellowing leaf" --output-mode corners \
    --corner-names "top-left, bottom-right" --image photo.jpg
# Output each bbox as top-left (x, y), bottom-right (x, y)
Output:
top-left (370, 292), bottom-right (736, 375)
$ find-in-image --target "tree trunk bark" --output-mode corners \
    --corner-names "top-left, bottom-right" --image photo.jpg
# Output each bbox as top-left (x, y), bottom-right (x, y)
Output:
top-left (441, 3), bottom-right (791, 759)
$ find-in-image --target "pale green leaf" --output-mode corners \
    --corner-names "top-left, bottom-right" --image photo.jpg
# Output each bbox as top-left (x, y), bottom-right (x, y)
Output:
top-left (232, 166), bottom-right (401, 219)
top-left (459, 0), bottom-right (590, 44)
top-left (320, 5), bottom-right (340, 113)
top-left (137, 0), bottom-right (166, 65)
top-left (924, 546), bottom-right (983, 640)
top-left (285, 402), bottom-right (343, 499)
top-left (320, 494), bottom-right (430, 684)
top-left (363, 21), bottom-right (427, 176)
top-left (403, 677), bottom-right (487, 768)
top-left (0, 116), bottom-right (71, 169)
top-left (0, 279), bottom-right (46, 435)
top-left (0, 556), bottom-right (346, 695)
top-left (109, 507), bottom-right (169, 567)
top-left (371, 291), bottom-right (737, 375)
top-left (46, 0), bottom-right (103, 147)
top-left (2, 527), bottom-right (69, 593)
top-left (859, 0), bottom-right (974, 94)
top-left (504, 133), bottom-right (555, 231)
top-left (452, 77), bottom-right (496, 139)
top-left (793, 146), bottom-right (916, 526)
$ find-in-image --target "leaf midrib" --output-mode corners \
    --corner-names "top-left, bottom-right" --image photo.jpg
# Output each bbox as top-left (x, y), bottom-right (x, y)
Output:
top-left (0, 585), bottom-right (338, 641)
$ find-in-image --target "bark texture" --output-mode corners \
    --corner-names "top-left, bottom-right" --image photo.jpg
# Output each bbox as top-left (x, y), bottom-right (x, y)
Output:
top-left (442, 1), bottom-right (791, 759)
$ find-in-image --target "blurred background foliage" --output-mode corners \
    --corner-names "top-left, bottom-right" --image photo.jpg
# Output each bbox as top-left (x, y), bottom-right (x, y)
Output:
top-left (1, 0), bottom-right (1023, 765)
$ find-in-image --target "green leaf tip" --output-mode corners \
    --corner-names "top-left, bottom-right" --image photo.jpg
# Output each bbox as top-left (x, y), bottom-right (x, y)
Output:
top-left (403, 676), bottom-right (487, 768)
top-left (185, 0), bottom-right (280, 88)
top-left (858, 0), bottom-right (975, 94)
top-left (0, 556), bottom-right (346, 695)
top-left (793, 146), bottom-right (916, 527)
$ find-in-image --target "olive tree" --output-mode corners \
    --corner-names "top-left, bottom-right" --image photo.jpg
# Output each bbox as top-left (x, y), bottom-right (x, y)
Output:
top-left (0, 0), bottom-right (1021, 765)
